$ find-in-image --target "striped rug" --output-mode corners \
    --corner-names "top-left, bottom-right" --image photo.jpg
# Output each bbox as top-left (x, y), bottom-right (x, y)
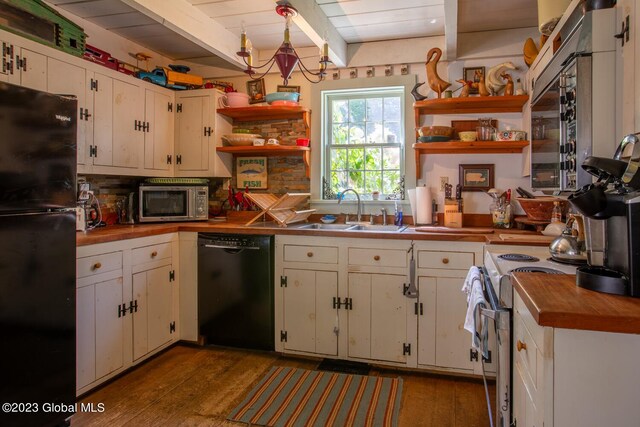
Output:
top-left (227, 366), bottom-right (403, 427)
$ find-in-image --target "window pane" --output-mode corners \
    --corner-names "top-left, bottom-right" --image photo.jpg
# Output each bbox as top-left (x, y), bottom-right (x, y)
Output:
top-left (366, 98), bottom-right (383, 121)
top-left (331, 171), bottom-right (347, 191)
top-left (349, 148), bottom-right (365, 170)
top-left (365, 171), bottom-right (382, 193)
top-left (384, 97), bottom-right (401, 120)
top-left (366, 147), bottom-right (382, 169)
top-left (331, 148), bottom-right (347, 170)
top-left (349, 124), bottom-right (365, 144)
top-left (332, 124), bottom-right (348, 145)
top-left (384, 121), bottom-right (401, 144)
top-left (383, 147), bottom-right (401, 169)
top-left (349, 99), bottom-right (365, 122)
top-left (366, 122), bottom-right (383, 144)
top-left (383, 170), bottom-right (400, 194)
top-left (348, 170), bottom-right (365, 193)
top-left (332, 100), bottom-right (348, 122)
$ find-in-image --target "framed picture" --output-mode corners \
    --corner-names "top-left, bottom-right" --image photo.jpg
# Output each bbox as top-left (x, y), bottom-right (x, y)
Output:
top-left (463, 66), bottom-right (485, 95)
top-left (246, 78), bottom-right (266, 104)
top-left (277, 85), bottom-right (300, 94)
top-left (459, 164), bottom-right (494, 192)
top-left (237, 157), bottom-right (267, 189)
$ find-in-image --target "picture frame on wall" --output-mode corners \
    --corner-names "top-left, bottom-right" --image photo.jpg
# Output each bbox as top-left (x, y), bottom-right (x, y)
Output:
top-left (277, 85), bottom-right (300, 94)
top-left (462, 66), bottom-right (485, 95)
top-left (237, 157), bottom-right (267, 189)
top-left (247, 78), bottom-right (266, 104)
top-left (459, 164), bottom-right (494, 192)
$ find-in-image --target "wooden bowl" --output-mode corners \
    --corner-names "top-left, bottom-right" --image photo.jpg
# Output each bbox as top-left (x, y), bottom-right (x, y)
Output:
top-left (221, 133), bottom-right (262, 146)
top-left (417, 126), bottom-right (453, 138)
top-left (516, 197), bottom-right (568, 221)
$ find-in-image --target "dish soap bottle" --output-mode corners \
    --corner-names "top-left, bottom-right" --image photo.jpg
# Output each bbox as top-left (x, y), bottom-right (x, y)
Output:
top-left (394, 201), bottom-right (403, 226)
top-left (551, 201), bottom-right (562, 223)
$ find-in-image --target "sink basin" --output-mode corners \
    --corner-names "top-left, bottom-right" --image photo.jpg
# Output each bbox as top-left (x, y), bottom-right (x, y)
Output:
top-left (294, 223), bottom-right (355, 230)
top-left (347, 224), bottom-right (408, 232)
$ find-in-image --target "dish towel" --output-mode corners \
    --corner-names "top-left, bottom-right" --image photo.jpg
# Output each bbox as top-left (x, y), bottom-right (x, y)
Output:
top-left (461, 267), bottom-right (488, 356)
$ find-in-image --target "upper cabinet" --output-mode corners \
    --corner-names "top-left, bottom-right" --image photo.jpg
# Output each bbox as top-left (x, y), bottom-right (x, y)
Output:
top-left (616, 0), bottom-right (639, 138)
top-left (412, 95), bottom-right (529, 179)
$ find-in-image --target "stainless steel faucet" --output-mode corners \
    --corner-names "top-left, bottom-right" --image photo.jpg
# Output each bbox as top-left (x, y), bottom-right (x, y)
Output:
top-left (338, 188), bottom-right (362, 223)
top-left (380, 208), bottom-right (387, 225)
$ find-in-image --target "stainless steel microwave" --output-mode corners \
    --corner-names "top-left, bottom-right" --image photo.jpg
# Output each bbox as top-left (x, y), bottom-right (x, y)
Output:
top-left (139, 185), bottom-right (209, 222)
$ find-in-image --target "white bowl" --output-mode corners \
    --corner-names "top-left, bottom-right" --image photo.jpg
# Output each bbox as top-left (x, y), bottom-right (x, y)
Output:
top-left (221, 133), bottom-right (262, 146)
top-left (321, 216), bottom-right (336, 224)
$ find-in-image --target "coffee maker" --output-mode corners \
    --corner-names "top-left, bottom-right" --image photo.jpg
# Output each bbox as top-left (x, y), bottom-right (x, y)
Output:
top-left (569, 134), bottom-right (640, 297)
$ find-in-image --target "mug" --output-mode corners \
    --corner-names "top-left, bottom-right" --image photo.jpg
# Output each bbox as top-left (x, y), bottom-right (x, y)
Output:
top-left (218, 92), bottom-right (250, 108)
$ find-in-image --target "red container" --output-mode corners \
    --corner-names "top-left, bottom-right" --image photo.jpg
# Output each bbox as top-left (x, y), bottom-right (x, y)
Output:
top-left (296, 138), bottom-right (310, 147)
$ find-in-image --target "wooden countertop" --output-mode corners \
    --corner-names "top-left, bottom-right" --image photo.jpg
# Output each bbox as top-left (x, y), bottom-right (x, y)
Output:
top-left (76, 221), bottom-right (551, 246)
top-left (512, 272), bottom-right (640, 334)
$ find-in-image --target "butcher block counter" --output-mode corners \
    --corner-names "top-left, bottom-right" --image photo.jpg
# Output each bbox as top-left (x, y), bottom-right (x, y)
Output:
top-left (512, 272), bottom-right (640, 334)
top-left (76, 219), bottom-right (553, 246)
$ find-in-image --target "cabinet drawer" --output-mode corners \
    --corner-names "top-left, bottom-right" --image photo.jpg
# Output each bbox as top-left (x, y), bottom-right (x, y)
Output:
top-left (283, 244), bottom-right (338, 264)
top-left (514, 312), bottom-right (538, 389)
top-left (417, 251), bottom-right (474, 270)
top-left (348, 248), bottom-right (406, 268)
top-left (132, 242), bottom-right (172, 265)
top-left (77, 251), bottom-right (122, 278)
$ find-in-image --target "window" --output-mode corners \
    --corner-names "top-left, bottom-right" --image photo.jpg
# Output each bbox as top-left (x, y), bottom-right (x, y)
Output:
top-left (323, 87), bottom-right (404, 200)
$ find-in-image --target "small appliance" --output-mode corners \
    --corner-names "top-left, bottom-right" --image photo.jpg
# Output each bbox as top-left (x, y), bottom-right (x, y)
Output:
top-left (139, 178), bottom-right (209, 222)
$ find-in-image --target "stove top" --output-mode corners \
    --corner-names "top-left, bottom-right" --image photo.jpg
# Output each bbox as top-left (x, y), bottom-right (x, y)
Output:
top-left (510, 266), bottom-right (564, 274)
top-left (498, 253), bottom-right (540, 262)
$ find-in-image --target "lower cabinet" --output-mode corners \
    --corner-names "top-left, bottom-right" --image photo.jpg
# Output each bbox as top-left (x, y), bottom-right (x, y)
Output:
top-left (275, 236), bottom-right (490, 374)
top-left (76, 234), bottom-right (179, 395)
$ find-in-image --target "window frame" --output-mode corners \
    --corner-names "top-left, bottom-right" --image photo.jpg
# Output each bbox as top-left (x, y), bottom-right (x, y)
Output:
top-left (321, 86), bottom-right (406, 200)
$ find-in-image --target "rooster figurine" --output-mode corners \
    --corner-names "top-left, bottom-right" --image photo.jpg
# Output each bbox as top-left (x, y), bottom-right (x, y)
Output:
top-left (425, 48), bottom-right (450, 98)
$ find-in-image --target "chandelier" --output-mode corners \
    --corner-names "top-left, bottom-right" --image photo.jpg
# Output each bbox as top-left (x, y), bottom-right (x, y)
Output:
top-left (236, 3), bottom-right (330, 85)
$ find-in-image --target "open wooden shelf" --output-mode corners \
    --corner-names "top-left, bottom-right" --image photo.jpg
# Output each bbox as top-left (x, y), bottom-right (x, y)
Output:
top-left (217, 105), bottom-right (311, 139)
top-left (413, 95), bottom-right (529, 116)
top-left (412, 140), bottom-right (529, 178)
top-left (217, 145), bottom-right (311, 178)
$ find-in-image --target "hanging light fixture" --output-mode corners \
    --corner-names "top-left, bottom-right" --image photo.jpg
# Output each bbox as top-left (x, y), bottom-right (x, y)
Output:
top-left (236, 2), bottom-right (330, 85)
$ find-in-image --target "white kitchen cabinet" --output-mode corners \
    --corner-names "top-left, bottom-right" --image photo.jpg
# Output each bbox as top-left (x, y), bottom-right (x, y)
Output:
top-left (347, 272), bottom-right (410, 364)
top-left (281, 268), bottom-right (338, 355)
top-left (415, 242), bottom-right (493, 375)
top-left (175, 89), bottom-right (232, 177)
top-left (513, 292), bottom-right (640, 427)
top-left (616, 0), bottom-right (639, 139)
top-left (0, 39), bottom-right (46, 91)
top-left (144, 88), bottom-right (174, 174)
top-left (76, 234), bottom-right (179, 395)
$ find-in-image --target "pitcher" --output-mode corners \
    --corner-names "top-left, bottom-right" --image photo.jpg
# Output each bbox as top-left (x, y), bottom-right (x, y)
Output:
top-left (476, 117), bottom-right (496, 141)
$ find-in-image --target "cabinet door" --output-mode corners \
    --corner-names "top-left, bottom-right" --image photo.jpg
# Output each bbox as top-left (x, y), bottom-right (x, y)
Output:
top-left (417, 276), bottom-right (436, 367)
top-left (144, 89), bottom-right (173, 171)
top-left (0, 42), bottom-right (46, 90)
top-left (47, 57), bottom-right (89, 166)
top-left (348, 272), bottom-right (408, 363)
top-left (616, 0), bottom-right (638, 137)
top-left (282, 268), bottom-right (338, 356)
top-left (93, 72), bottom-right (143, 168)
top-left (133, 265), bottom-right (173, 360)
top-left (95, 277), bottom-right (125, 380)
top-left (76, 285), bottom-right (96, 390)
top-left (435, 277), bottom-right (474, 371)
top-left (175, 95), bottom-right (210, 171)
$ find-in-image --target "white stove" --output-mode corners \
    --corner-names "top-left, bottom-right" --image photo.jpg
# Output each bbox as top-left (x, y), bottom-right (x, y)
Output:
top-left (484, 245), bottom-right (578, 309)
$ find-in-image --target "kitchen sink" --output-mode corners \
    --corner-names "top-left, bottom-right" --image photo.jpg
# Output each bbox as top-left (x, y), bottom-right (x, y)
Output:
top-left (347, 224), bottom-right (408, 232)
top-left (293, 223), bottom-right (355, 230)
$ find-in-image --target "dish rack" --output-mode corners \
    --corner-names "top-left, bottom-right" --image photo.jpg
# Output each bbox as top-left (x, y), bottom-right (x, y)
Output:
top-left (244, 193), bottom-right (316, 227)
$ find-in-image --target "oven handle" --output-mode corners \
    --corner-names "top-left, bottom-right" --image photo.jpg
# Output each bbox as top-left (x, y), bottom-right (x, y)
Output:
top-left (203, 244), bottom-right (261, 250)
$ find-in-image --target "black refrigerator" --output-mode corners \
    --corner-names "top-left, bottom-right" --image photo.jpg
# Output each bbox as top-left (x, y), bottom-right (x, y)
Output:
top-left (0, 82), bottom-right (77, 426)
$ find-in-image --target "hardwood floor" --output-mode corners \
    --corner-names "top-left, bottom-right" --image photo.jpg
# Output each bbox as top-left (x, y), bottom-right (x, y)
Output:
top-left (73, 345), bottom-right (494, 426)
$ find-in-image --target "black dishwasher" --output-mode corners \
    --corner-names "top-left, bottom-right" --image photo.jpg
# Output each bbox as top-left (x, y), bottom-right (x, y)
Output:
top-left (198, 233), bottom-right (274, 351)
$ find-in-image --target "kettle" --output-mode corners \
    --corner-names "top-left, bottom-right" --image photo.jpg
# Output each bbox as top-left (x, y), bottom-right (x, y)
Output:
top-left (549, 214), bottom-right (588, 263)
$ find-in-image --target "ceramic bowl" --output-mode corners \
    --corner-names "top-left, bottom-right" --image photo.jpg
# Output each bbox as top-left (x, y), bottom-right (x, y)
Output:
top-left (418, 135), bottom-right (450, 143)
top-left (218, 92), bottom-right (250, 108)
top-left (458, 131), bottom-right (477, 142)
top-left (296, 138), bottom-right (310, 147)
top-left (253, 138), bottom-right (265, 146)
top-left (321, 215), bottom-right (336, 224)
top-left (221, 133), bottom-right (262, 146)
top-left (265, 92), bottom-right (300, 104)
top-left (495, 130), bottom-right (527, 141)
top-left (417, 126), bottom-right (453, 138)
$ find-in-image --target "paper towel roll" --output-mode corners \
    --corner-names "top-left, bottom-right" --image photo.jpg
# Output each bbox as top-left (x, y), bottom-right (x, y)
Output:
top-left (415, 186), bottom-right (432, 225)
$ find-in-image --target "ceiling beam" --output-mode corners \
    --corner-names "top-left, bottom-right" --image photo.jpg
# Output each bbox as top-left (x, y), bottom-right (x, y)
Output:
top-left (277, 0), bottom-right (348, 68)
top-left (120, 0), bottom-right (247, 69)
top-left (443, 0), bottom-right (458, 60)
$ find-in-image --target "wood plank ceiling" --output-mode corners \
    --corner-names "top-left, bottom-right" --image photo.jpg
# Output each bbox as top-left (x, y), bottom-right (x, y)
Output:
top-left (48, 0), bottom-right (538, 69)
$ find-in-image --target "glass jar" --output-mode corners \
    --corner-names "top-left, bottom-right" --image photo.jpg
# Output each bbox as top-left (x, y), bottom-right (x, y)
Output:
top-left (490, 202), bottom-right (512, 228)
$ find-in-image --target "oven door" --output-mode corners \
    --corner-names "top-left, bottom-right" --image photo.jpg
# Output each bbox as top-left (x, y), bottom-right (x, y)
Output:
top-left (480, 267), bottom-right (511, 427)
top-left (139, 186), bottom-right (193, 222)
top-left (531, 77), bottom-right (561, 191)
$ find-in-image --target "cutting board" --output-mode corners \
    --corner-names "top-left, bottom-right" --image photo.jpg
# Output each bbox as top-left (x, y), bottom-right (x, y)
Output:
top-left (415, 226), bottom-right (494, 234)
top-left (499, 234), bottom-right (555, 242)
